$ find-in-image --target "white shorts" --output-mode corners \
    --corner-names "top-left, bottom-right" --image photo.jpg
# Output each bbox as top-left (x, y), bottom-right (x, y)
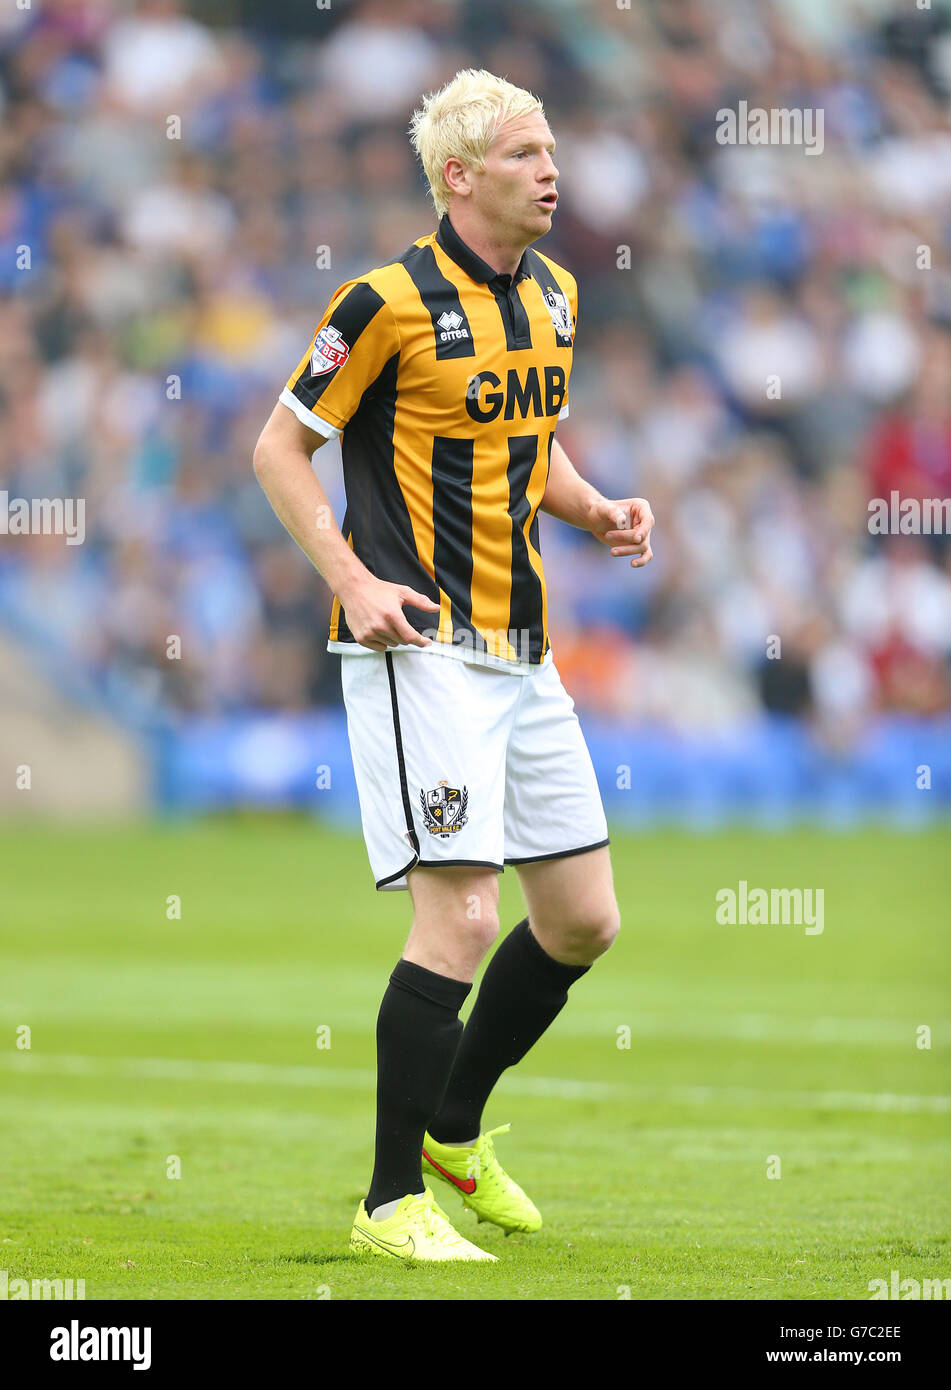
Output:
top-left (341, 649), bottom-right (609, 890)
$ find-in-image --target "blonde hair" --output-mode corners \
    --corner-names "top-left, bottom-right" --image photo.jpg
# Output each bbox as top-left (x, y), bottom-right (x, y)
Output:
top-left (409, 68), bottom-right (545, 218)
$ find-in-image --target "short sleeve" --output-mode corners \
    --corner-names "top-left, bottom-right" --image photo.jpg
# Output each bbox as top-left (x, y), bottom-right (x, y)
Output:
top-left (279, 280), bottom-right (401, 439)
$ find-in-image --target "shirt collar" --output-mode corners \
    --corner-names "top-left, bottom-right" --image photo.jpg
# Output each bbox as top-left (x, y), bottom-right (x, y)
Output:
top-left (435, 214), bottom-right (532, 289)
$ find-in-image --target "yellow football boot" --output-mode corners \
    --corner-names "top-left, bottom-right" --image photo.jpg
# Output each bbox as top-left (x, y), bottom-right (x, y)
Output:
top-left (349, 1186), bottom-right (498, 1262)
top-left (422, 1124), bottom-right (542, 1234)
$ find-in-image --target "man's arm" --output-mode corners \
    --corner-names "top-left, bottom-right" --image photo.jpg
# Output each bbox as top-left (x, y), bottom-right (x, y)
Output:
top-left (541, 437), bottom-right (655, 567)
top-left (252, 402), bottom-right (439, 650)
top-left (541, 437), bottom-right (603, 528)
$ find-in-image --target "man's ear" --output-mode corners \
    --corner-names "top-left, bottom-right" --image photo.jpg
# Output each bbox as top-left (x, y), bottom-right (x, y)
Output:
top-left (444, 157), bottom-right (472, 199)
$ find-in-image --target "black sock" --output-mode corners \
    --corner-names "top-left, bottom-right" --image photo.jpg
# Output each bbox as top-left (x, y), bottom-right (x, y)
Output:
top-left (428, 918), bottom-right (590, 1144)
top-left (365, 958), bottom-right (472, 1214)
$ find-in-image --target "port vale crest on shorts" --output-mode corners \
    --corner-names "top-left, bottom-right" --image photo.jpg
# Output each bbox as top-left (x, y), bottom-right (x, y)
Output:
top-left (421, 780), bottom-right (469, 837)
top-left (280, 213), bottom-right (578, 670)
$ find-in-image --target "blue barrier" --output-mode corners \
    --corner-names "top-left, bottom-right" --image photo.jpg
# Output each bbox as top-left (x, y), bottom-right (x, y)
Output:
top-left (3, 603), bottom-right (946, 826)
top-left (154, 710), bottom-right (951, 827)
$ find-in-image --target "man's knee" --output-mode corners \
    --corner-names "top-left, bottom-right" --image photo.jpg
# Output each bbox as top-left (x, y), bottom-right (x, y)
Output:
top-left (406, 867), bottom-right (501, 974)
top-left (543, 896), bottom-right (620, 963)
top-left (455, 887), bottom-right (501, 955)
top-left (574, 896), bottom-right (621, 957)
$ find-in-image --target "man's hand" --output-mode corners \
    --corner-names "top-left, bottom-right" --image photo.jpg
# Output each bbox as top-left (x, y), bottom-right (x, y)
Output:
top-left (586, 496), bottom-right (655, 567)
top-left (338, 573), bottom-right (441, 652)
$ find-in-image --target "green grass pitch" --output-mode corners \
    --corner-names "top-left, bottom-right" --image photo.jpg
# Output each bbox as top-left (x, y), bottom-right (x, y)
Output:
top-left (1, 820), bottom-right (949, 1301)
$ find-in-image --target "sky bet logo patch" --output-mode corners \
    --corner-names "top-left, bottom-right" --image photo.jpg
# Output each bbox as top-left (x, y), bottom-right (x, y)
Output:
top-left (310, 325), bottom-right (350, 376)
top-left (436, 309), bottom-right (470, 342)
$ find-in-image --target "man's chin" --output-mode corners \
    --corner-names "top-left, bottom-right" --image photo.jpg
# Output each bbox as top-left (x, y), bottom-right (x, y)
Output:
top-left (523, 205), bottom-right (555, 240)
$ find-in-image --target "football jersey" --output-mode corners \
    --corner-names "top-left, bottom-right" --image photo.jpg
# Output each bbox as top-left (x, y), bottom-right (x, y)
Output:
top-left (279, 213), bottom-right (577, 672)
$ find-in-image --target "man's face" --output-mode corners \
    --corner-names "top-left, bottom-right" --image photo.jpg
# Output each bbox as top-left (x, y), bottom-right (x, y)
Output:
top-left (464, 110), bottom-right (559, 246)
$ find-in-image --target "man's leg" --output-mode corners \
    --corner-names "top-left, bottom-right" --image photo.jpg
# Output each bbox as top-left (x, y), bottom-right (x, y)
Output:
top-left (428, 846), bottom-right (619, 1144)
top-left (364, 865), bottom-right (499, 1217)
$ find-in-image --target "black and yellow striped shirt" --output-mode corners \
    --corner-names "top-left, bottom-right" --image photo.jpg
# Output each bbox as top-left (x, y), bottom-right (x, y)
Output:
top-left (279, 214), bottom-right (577, 670)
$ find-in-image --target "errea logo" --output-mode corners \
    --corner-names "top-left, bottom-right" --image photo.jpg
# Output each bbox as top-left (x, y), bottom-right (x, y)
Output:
top-left (437, 310), bottom-right (469, 342)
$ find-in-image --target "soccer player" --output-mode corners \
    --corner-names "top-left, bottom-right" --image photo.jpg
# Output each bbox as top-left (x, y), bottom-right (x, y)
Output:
top-left (253, 69), bottom-right (654, 1262)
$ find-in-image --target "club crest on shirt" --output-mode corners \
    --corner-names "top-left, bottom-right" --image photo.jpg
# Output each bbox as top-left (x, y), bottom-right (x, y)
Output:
top-left (420, 780), bottom-right (469, 837)
top-left (543, 288), bottom-right (572, 339)
top-left (310, 325), bottom-right (350, 376)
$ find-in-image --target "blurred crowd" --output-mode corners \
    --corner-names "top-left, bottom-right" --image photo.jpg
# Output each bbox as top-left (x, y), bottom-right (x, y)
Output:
top-left (2, 0), bottom-right (951, 736)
